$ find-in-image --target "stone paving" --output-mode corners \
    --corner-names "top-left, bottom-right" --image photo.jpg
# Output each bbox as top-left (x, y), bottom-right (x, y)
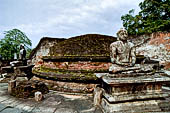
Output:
top-left (0, 83), bottom-right (102, 113)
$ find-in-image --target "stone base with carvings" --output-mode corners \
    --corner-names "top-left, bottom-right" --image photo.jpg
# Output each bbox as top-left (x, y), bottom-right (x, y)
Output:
top-left (95, 73), bottom-right (170, 112)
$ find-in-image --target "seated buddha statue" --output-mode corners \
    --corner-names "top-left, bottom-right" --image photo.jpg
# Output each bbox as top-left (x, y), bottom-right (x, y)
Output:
top-left (109, 28), bottom-right (153, 74)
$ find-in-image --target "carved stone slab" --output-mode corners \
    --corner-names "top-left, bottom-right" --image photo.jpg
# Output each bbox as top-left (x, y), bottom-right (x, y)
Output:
top-left (102, 74), bottom-right (170, 84)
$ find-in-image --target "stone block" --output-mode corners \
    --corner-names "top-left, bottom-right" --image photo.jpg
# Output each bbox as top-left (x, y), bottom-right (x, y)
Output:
top-left (35, 91), bottom-right (43, 101)
top-left (8, 80), bottom-right (16, 94)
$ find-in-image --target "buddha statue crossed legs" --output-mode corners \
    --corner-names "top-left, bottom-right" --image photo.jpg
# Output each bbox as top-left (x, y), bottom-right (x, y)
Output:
top-left (109, 28), bottom-right (145, 73)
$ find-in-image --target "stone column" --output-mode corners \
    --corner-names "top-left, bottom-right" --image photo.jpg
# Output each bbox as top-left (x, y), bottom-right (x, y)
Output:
top-left (8, 80), bottom-right (16, 94)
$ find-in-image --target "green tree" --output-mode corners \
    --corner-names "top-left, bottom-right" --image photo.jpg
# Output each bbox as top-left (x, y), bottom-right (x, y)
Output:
top-left (121, 0), bottom-right (170, 35)
top-left (0, 29), bottom-right (32, 60)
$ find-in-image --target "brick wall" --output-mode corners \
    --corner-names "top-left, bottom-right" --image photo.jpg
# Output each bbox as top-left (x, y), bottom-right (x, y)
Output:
top-left (43, 61), bottom-right (111, 71)
top-left (31, 40), bottom-right (51, 67)
top-left (136, 32), bottom-right (170, 69)
top-left (31, 38), bottom-right (65, 67)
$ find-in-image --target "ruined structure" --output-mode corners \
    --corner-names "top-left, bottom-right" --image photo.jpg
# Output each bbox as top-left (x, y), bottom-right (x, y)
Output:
top-left (1, 30), bottom-right (169, 112)
top-left (29, 32), bottom-right (170, 94)
top-left (30, 33), bottom-right (170, 72)
top-left (2, 44), bottom-right (34, 80)
top-left (29, 37), bottom-right (65, 66)
top-left (30, 34), bottom-right (116, 93)
top-left (0, 45), bottom-right (49, 99)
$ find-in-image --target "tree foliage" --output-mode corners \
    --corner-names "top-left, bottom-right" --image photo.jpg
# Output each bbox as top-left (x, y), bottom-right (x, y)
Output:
top-left (0, 29), bottom-right (32, 60)
top-left (121, 0), bottom-right (170, 35)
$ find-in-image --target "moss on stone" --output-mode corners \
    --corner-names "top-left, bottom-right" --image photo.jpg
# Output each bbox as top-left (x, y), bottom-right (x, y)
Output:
top-left (40, 66), bottom-right (107, 73)
top-left (32, 67), bottom-right (99, 83)
top-left (49, 34), bottom-right (116, 56)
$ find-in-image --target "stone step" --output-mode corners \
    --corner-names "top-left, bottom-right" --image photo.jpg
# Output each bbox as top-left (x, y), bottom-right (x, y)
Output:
top-left (101, 98), bottom-right (163, 113)
top-left (103, 92), bottom-right (168, 102)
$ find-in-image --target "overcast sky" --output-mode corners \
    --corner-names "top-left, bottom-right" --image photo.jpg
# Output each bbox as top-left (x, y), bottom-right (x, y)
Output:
top-left (0, 0), bottom-right (143, 48)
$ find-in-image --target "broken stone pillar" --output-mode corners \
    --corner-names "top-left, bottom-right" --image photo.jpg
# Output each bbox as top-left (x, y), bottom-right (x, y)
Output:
top-left (93, 87), bottom-right (103, 106)
top-left (8, 80), bottom-right (16, 94)
top-left (35, 91), bottom-right (43, 101)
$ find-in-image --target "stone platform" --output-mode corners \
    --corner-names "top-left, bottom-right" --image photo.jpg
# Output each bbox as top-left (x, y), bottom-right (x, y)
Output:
top-left (1, 65), bottom-right (34, 80)
top-left (95, 73), bottom-right (170, 112)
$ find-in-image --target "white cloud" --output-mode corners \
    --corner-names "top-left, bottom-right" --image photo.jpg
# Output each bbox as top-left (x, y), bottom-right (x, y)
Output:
top-left (100, 0), bottom-right (117, 9)
top-left (0, 0), bottom-right (143, 48)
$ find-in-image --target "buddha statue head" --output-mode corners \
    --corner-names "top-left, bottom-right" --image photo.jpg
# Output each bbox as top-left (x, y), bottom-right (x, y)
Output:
top-left (116, 28), bottom-right (128, 41)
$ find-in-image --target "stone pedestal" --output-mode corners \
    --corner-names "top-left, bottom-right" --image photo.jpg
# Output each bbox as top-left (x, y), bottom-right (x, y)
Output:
top-left (95, 73), bottom-right (170, 112)
top-left (8, 80), bottom-right (16, 94)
